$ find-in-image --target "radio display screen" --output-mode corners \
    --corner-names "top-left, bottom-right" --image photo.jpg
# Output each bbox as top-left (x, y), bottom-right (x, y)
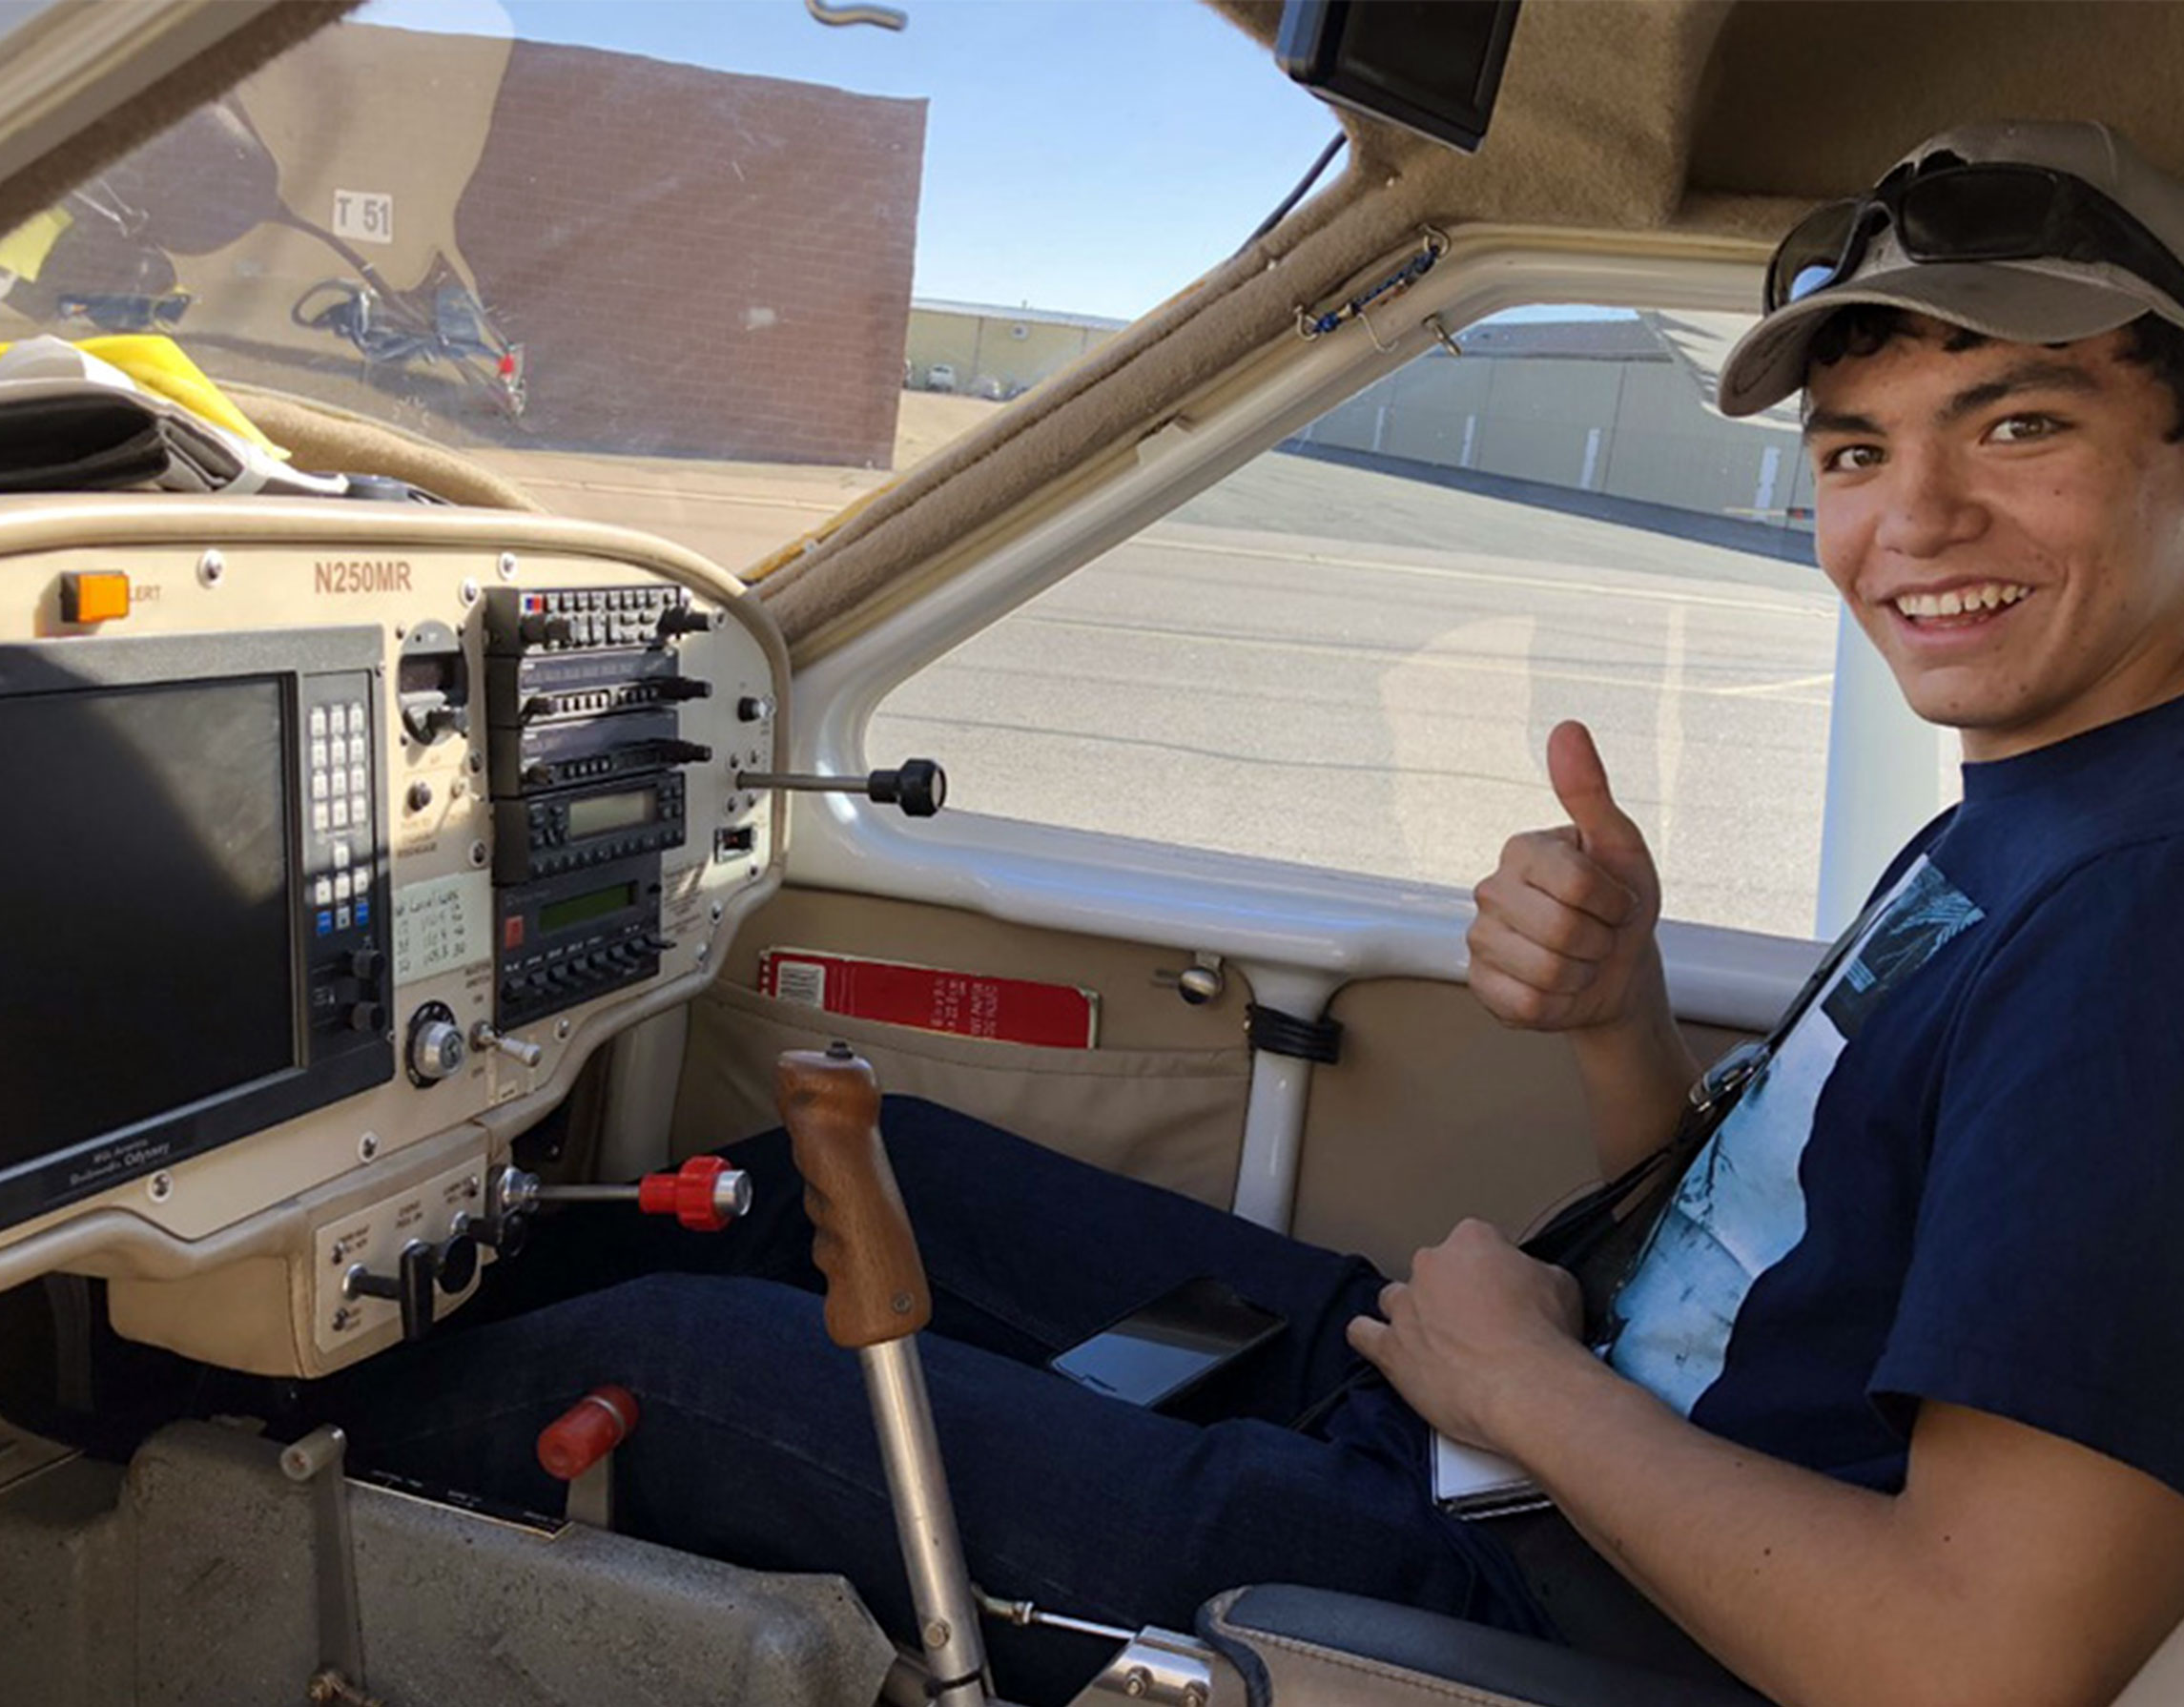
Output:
top-left (0, 679), bottom-right (295, 1167)
top-left (567, 790), bottom-right (654, 838)
top-left (539, 880), bottom-right (638, 935)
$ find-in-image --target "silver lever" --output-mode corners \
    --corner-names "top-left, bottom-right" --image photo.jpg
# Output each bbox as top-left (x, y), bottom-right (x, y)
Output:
top-left (470, 1021), bottom-right (543, 1068)
top-left (282, 1426), bottom-right (381, 1707)
top-left (491, 1162), bottom-right (752, 1228)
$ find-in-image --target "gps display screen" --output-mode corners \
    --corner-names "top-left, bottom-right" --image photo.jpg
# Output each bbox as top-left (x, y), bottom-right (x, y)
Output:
top-left (0, 679), bottom-right (295, 1168)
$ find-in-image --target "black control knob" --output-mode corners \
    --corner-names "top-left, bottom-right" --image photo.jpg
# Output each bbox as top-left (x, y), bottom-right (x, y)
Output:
top-left (350, 947), bottom-right (385, 982)
top-left (346, 1000), bottom-right (387, 1034)
top-left (737, 694), bottom-right (776, 723)
top-left (664, 740), bottom-right (713, 766)
top-left (519, 612), bottom-right (574, 647)
top-left (435, 1227), bottom-right (480, 1295)
top-left (468, 1207), bottom-right (529, 1259)
top-left (656, 604), bottom-right (718, 639)
top-left (867, 758), bottom-right (948, 818)
top-left (343, 1240), bottom-right (436, 1343)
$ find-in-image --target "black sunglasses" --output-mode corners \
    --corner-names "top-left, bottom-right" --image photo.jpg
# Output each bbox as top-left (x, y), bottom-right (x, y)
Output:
top-left (1764, 160), bottom-right (2184, 316)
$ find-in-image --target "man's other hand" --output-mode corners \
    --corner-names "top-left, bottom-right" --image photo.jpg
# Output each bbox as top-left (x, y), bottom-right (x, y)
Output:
top-left (1347, 1219), bottom-right (1588, 1453)
top-left (1467, 720), bottom-right (1663, 1034)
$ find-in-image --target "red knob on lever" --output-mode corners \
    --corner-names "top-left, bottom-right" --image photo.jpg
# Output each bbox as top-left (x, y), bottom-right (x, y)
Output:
top-left (536, 1385), bottom-right (640, 1482)
top-left (634, 1154), bottom-right (750, 1232)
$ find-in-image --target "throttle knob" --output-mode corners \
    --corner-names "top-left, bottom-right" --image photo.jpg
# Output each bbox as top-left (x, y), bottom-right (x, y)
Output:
top-left (537, 1385), bottom-right (640, 1482)
top-left (635, 1155), bottom-right (752, 1232)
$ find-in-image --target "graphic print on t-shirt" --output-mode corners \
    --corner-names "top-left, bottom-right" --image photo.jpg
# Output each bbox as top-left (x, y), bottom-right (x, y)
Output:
top-left (1603, 857), bottom-right (1984, 1416)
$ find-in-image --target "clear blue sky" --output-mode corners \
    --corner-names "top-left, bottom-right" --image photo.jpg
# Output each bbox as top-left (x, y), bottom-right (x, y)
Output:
top-left (361, 0), bottom-right (1340, 322)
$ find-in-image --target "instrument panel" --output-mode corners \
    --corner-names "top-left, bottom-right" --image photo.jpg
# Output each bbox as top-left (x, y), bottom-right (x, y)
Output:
top-left (0, 496), bottom-right (788, 1376)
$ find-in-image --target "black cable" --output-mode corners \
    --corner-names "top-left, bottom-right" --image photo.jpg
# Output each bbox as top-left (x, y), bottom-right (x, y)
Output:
top-left (1238, 131), bottom-right (1350, 253)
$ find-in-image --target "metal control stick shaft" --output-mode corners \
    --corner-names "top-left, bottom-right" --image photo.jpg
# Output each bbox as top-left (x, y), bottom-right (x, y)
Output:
top-left (735, 758), bottom-right (946, 817)
top-left (776, 1043), bottom-right (990, 1707)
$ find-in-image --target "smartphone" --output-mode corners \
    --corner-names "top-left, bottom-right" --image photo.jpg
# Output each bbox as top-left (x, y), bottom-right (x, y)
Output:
top-left (1047, 1276), bottom-right (1287, 1411)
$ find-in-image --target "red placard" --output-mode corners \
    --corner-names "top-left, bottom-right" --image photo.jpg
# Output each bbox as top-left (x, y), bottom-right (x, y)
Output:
top-left (758, 948), bottom-right (1099, 1049)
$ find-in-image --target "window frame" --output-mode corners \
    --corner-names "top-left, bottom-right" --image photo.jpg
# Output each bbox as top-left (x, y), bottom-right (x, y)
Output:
top-left (786, 232), bottom-right (1941, 1031)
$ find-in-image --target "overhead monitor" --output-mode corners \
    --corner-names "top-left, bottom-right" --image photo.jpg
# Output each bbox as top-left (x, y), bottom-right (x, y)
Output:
top-left (1277, 0), bottom-right (1523, 154)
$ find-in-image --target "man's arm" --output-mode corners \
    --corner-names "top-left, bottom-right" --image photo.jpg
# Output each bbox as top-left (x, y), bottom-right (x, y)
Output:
top-left (1467, 721), bottom-right (1698, 1178)
top-left (1350, 1224), bottom-right (2184, 1707)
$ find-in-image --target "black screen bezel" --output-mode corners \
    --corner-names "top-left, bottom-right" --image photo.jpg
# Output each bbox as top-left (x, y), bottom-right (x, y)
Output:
top-left (1276, 0), bottom-right (1523, 154)
top-left (0, 627), bottom-right (393, 1231)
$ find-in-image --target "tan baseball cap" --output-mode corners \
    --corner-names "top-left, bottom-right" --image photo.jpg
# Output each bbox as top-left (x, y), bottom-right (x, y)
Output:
top-left (1718, 120), bottom-right (2184, 417)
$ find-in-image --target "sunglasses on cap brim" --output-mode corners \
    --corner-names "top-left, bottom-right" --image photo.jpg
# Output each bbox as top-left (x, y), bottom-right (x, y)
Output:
top-left (1764, 160), bottom-right (2184, 318)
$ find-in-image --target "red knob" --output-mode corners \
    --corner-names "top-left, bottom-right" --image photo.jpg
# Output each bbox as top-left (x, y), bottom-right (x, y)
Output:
top-left (536, 1385), bottom-right (639, 1482)
top-left (636, 1154), bottom-right (742, 1232)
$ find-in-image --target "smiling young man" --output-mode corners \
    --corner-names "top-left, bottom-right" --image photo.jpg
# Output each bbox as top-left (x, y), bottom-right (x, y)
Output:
top-left (1442, 120), bottom-right (2184, 1706)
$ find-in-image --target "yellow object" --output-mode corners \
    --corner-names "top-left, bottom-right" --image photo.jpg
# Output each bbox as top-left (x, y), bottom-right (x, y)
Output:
top-left (78, 336), bottom-right (285, 456)
top-left (0, 332), bottom-right (286, 458)
top-left (60, 570), bottom-right (131, 624)
top-left (0, 207), bottom-right (72, 281)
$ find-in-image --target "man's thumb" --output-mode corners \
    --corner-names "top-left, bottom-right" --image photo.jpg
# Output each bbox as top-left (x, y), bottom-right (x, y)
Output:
top-left (1547, 721), bottom-right (1645, 859)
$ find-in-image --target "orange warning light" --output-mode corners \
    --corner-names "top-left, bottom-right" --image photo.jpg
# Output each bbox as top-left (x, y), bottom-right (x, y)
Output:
top-left (60, 571), bottom-right (131, 624)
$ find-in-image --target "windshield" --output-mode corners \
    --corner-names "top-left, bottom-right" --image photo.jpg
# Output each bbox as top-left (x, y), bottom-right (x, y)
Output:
top-left (0, 0), bottom-right (1330, 571)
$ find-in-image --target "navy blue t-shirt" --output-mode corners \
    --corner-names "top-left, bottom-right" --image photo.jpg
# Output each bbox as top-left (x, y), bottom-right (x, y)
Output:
top-left (1604, 692), bottom-right (2184, 1497)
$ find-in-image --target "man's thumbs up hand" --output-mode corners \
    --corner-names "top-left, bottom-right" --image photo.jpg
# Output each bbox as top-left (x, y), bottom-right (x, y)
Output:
top-left (1549, 720), bottom-right (1653, 883)
top-left (1468, 721), bottom-right (1664, 1034)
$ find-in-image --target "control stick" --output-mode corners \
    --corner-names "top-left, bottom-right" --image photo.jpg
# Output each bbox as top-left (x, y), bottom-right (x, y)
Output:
top-left (735, 758), bottom-right (946, 817)
top-left (775, 1042), bottom-right (990, 1707)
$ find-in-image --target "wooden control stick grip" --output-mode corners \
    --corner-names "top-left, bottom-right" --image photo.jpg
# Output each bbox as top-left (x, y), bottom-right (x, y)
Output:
top-left (775, 1043), bottom-right (932, 1348)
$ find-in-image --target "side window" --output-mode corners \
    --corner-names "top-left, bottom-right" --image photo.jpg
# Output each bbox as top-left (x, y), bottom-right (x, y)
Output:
top-left (871, 308), bottom-right (1842, 940)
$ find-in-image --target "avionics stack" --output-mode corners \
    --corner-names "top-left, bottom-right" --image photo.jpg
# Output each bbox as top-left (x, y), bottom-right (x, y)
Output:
top-left (484, 586), bottom-right (716, 1028)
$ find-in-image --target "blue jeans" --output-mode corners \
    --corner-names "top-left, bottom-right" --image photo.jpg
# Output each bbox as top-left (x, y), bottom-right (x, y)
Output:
top-left (309, 1099), bottom-right (1553, 1705)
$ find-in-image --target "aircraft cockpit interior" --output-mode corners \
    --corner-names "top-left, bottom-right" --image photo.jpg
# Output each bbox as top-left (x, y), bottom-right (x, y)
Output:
top-left (0, 504), bottom-right (791, 1370)
top-left (10, 2), bottom-right (2184, 1705)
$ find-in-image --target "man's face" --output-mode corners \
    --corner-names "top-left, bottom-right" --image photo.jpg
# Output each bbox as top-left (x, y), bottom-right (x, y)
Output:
top-left (1805, 315), bottom-right (2184, 760)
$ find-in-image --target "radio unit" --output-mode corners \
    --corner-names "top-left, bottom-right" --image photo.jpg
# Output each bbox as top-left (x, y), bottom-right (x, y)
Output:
top-left (489, 710), bottom-right (711, 794)
top-left (493, 771), bottom-right (686, 883)
top-left (484, 647), bottom-right (712, 730)
top-left (481, 581), bottom-right (720, 1028)
top-left (0, 627), bottom-right (394, 1231)
top-left (496, 854), bottom-right (668, 1027)
top-left (484, 585), bottom-right (716, 656)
